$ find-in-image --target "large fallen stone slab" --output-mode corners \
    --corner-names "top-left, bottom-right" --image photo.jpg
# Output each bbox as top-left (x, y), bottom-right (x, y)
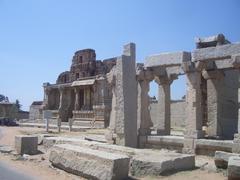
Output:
top-left (130, 150), bottom-right (195, 176)
top-left (214, 151), bottom-right (240, 169)
top-left (49, 144), bottom-right (130, 180)
top-left (228, 156), bottom-right (240, 180)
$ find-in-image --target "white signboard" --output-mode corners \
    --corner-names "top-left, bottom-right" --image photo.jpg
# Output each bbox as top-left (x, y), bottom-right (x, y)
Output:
top-left (43, 110), bottom-right (52, 119)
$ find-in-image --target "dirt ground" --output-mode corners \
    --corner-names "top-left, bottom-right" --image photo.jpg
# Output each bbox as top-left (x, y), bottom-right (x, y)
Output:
top-left (0, 126), bottom-right (227, 180)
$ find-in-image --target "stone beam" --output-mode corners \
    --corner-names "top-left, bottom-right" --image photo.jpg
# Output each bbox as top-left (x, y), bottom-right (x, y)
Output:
top-left (145, 51), bottom-right (191, 68)
top-left (192, 43), bottom-right (240, 62)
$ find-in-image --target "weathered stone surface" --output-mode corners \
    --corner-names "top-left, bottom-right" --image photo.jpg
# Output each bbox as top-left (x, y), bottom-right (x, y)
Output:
top-left (15, 135), bottom-right (38, 155)
top-left (136, 67), bottom-right (153, 138)
top-left (192, 43), bottom-right (240, 62)
top-left (154, 77), bottom-right (171, 135)
top-left (49, 144), bottom-right (130, 180)
top-left (228, 156), bottom-right (240, 179)
top-left (145, 51), bottom-right (191, 68)
top-left (214, 151), bottom-right (240, 169)
top-left (130, 150), bottom-right (195, 176)
top-left (114, 43), bottom-right (138, 147)
top-left (233, 134), bottom-right (240, 153)
top-left (195, 34), bottom-right (229, 49)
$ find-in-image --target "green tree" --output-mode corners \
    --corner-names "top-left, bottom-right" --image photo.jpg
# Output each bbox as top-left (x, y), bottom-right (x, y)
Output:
top-left (15, 99), bottom-right (22, 111)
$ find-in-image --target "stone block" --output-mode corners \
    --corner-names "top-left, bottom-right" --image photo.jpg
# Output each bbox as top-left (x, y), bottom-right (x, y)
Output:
top-left (49, 144), bottom-right (130, 180)
top-left (233, 134), bottom-right (240, 153)
top-left (195, 34), bottom-right (229, 48)
top-left (145, 51), bottom-right (191, 68)
top-left (130, 151), bottom-right (195, 176)
top-left (192, 43), bottom-right (240, 62)
top-left (15, 135), bottom-right (38, 155)
top-left (228, 156), bottom-right (240, 180)
top-left (214, 151), bottom-right (240, 169)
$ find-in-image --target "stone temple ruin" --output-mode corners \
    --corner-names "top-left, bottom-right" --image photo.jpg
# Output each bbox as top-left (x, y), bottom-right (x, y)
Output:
top-left (21, 34), bottom-right (240, 179)
top-left (36, 33), bottom-right (240, 154)
top-left (34, 34), bottom-right (240, 152)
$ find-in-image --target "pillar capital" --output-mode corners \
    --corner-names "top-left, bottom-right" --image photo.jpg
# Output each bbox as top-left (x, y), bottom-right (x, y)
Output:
top-left (202, 69), bottom-right (224, 80)
top-left (136, 68), bottom-right (154, 82)
top-left (154, 75), bottom-right (173, 85)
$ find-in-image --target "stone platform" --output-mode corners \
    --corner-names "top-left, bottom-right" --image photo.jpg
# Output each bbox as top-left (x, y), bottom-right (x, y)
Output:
top-left (145, 135), bottom-right (233, 155)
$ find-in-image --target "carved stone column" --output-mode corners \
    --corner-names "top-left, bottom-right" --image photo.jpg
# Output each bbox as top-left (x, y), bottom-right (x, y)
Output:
top-left (155, 76), bottom-right (172, 135)
top-left (74, 88), bottom-right (80, 110)
top-left (137, 69), bottom-right (154, 135)
top-left (105, 66), bottom-right (117, 144)
top-left (183, 70), bottom-right (205, 154)
top-left (137, 68), bottom-right (154, 148)
top-left (57, 87), bottom-right (64, 132)
top-left (42, 83), bottom-right (50, 110)
top-left (202, 70), bottom-right (224, 138)
top-left (232, 54), bottom-right (240, 153)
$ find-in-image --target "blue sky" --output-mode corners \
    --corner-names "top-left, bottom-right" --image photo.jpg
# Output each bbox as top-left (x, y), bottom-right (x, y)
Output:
top-left (0, 0), bottom-right (239, 110)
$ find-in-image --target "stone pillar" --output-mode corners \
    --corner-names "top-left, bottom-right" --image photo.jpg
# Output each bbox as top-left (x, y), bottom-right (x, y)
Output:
top-left (115, 43), bottom-right (138, 148)
top-left (137, 68), bottom-right (154, 147)
top-left (58, 87), bottom-right (64, 133)
top-left (232, 54), bottom-right (240, 153)
top-left (43, 83), bottom-right (50, 110)
top-left (233, 71), bottom-right (240, 152)
top-left (74, 88), bottom-right (80, 110)
top-left (202, 70), bottom-right (224, 138)
top-left (105, 66), bottom-right (117, 144)
top-left (155, 76), bottom-right (171, 135)
top-left (183, 71), bottom-right (204, 154)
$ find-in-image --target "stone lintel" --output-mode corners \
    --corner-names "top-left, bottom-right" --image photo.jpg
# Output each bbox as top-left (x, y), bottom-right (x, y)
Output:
top-left (145, 51), bottom-right (191, 68)
top-left (192, 43), bottom-right (240, 62)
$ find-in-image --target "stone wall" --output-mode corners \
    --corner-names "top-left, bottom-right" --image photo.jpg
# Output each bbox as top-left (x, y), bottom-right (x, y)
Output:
top-left (150, 100), bottom-right (186, 129)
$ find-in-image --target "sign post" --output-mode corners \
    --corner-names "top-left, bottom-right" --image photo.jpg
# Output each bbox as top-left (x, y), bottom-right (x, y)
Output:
top-left (43, 110), bottom-right (52, 132)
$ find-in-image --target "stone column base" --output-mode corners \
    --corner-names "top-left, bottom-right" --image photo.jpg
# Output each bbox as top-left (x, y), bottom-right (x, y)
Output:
top-left (182, 137), bottom-right (196, 154)
top-left (233, 133), bottom-right (240, 153)
top-left (105, 129), bottom-right (116, 144)
top-left (182, 131), bottom-right (205, 154)
top-left (138, 135), bottom-right (148, 148)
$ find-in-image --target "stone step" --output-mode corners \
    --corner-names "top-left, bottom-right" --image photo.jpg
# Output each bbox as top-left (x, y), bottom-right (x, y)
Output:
top-left (49, 144), bottom-right (130, 180)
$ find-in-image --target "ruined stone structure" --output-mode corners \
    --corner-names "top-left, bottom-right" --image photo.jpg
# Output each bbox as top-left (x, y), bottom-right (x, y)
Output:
top-left (40, 34), bottom-right (240, 154)
top-left (43, 49), bottom-right (116, 128)
top-left (104, 34), bottom-right (240, 154)
top-left (29, 101), bottom-right (43, 120)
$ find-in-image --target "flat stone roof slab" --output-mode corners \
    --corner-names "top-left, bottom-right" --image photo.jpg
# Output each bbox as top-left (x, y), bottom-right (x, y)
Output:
top-left (145, 51), bottom-right (191, 68)
top-left (192, 43), bottom-right (240, 62)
